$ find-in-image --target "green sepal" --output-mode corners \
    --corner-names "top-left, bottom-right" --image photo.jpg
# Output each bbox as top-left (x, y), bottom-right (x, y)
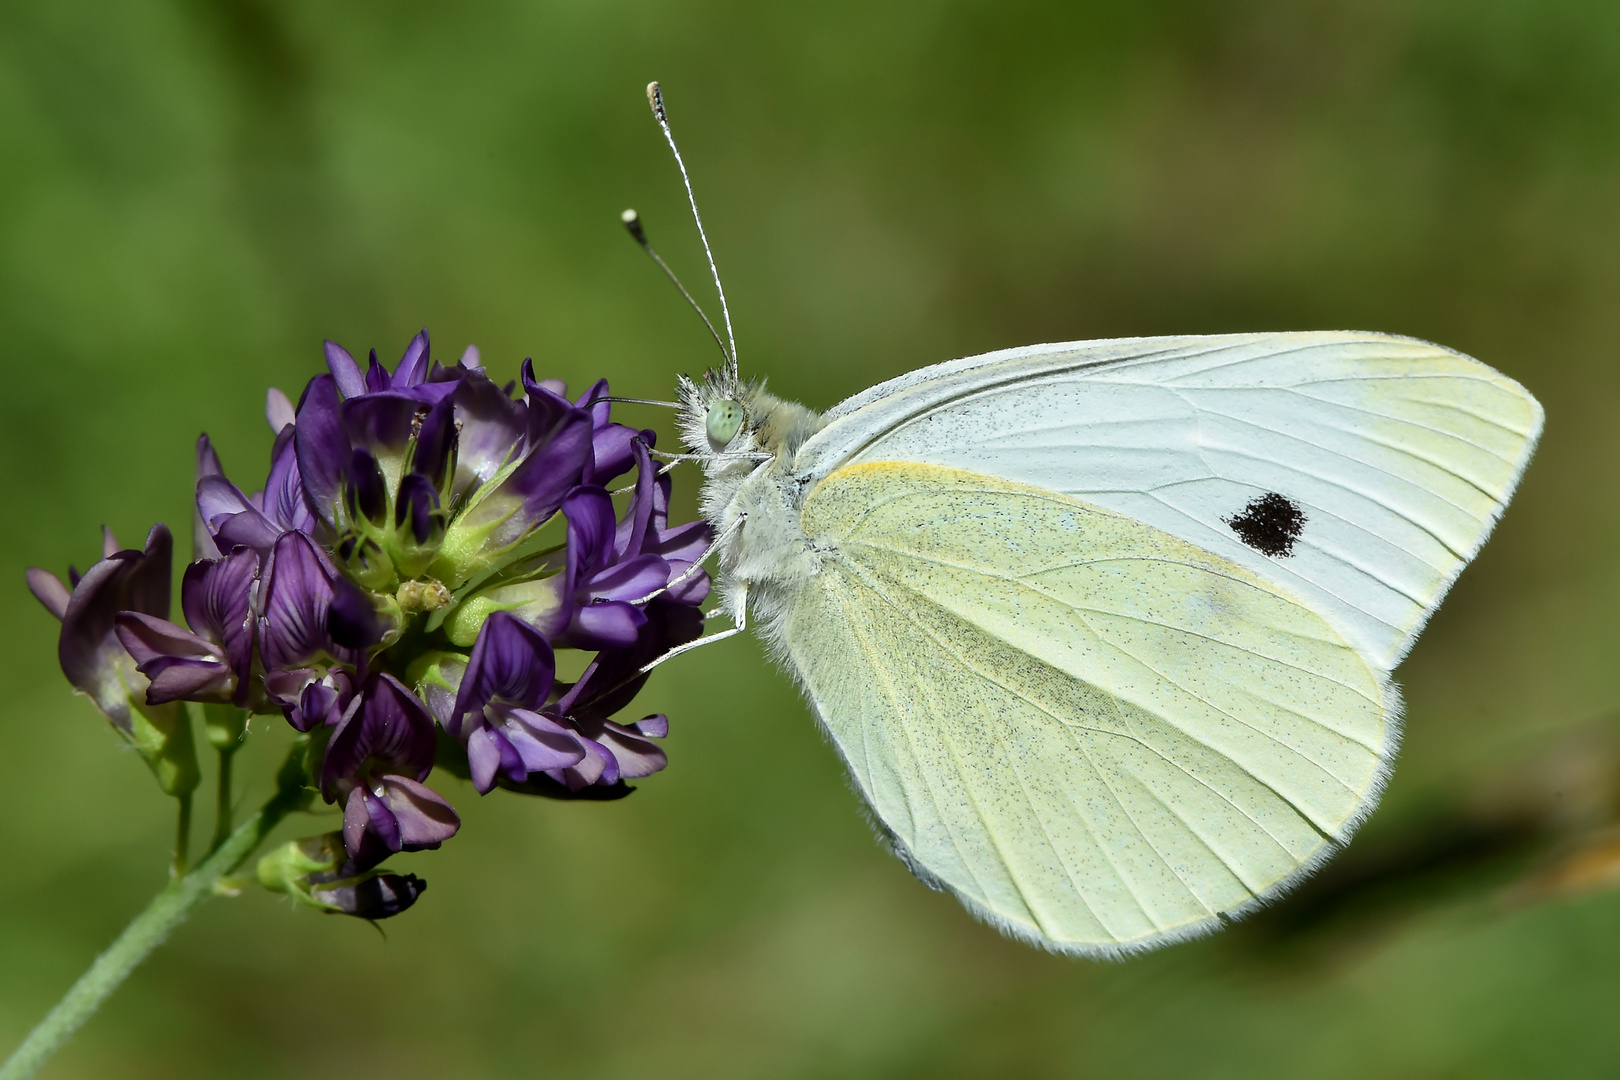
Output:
top-left (406, 649), bottom-right (467, 697)
top-left (430, 504), bottom-right (518, 585)
top-left (197, 702), bottom-right (248, 752)
top-left (339, 533), bottom-right (396, 592)
top-left (128, 697), bottom-right (200, 797)
top-left (441, 577), bottom-right (560, 647)
top-left (256, 834), bottom-right (346, 912)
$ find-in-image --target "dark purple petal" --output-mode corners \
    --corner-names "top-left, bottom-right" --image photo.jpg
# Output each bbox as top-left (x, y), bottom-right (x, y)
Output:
top-left (650, 519), bottom-right (712, 566)
top-left (196, 434), bottom-right (225, 481)
top-left (364, 348), bottom-right (390, 394)
top-left (312, 871), bottom-right (427, 919)
top-left (258, 531), bottom-right (341, 672)
top-left (294, 374), bottom-right (348, 528)
top-left (395, 473), bottom-right (439, 545)
top-left (116, 611), bottom-right (220, 667)
top-left (325, 341), bottom-right (367, 400)
top-left (193, 437), bottom-right (225, 561)
top-left (341, 393), bottom-right (422, 465)
top-left (262, 427), bottom-right (312, 533)
top-left (301, 672), bottom-right (353, 729)
top-left (328, 576), bottom-right (385, 652)
top-left (323, 674), bottom-right (437, 789)
top-left (614, 438), bottom-right (656, 560)
top-left (179, 548), bottom-right (258, 693)
top-left (55, 525), bottom-right (173, 732)
top-left (448, 370), bottom-right (526, 498)
top-left (633, 714), bottom-right (669, 738)
top-left (499, 708), bottom-right (587, 773)
top-left (448, 611), bottom-right (555, 733)
top-left (210, 514), bottom-right (283, 555)
top-left (123, 524), bottom-right (173, 618)
top-left (591, 424), bottom-right (642, 487)
top-left (576, 378), bottom-right (610, 421)
top-left (265, 667), bottom-right (354, 732)
top-left (552, 737), bottom-right (614, 790)
top-left (27, 568), bottom-right (70, 621)
top-left (394, 329), bottom-right (431, 387)
top-left (266, 387), bottom-right (296, 432)
top-left (591, 719), bottom-right (668, 780)
top-left (346, 449), bottom-right (389, 526)
top-left (365, 787), bottom-right (403, 849)
top-left (114, 612), bottom-right (235, 704)
top-left (144, 658), bottom-right (234, 704)
top-left (568, 601), bottom-right (645, 648)
top-left (562, 486), bottom-right (617, 591)
top-left (345, 786), bottom-right (398, 856)
top-left (659, 561), bottom-right (711, 607)
top-left (586, 554), bottom-right (669, 605)
top-left (467, 725), bottom-right (522, 793)
top-left (451, 366), bottom-right (592, 547)
top-left (412, 394), bottom-right (457, 490)
top-left (322, 695), bottom-right (368, 780)
top-left (377, 776), bottom-right (460, 848)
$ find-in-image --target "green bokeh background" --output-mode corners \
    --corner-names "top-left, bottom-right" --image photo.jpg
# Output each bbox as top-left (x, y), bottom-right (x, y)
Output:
top-left (3, 1), bottom-right (1619, 1076)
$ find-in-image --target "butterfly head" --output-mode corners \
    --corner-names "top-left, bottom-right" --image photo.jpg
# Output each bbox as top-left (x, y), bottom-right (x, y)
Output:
top-left (677, 368), bottom-right (827, 468)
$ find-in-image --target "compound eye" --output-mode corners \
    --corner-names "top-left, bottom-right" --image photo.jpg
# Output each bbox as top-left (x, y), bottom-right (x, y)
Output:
top-left (705, 399), bottom-right (746, 449)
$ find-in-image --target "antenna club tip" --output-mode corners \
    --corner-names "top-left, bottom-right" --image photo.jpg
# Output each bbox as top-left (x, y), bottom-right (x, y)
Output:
top-left (621, 209), bottom-right (648, 244)
top-left (646, 81), bottom-right (667, 121)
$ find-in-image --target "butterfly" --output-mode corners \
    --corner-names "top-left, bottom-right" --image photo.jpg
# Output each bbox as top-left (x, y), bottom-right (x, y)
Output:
top-left (632, 85), bottom-right (1543, 956)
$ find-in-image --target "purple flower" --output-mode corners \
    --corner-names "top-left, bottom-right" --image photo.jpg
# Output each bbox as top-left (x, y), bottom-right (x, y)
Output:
top-left (446, 612), bottom-right (590, 793)
top-left (265, 666), bottom-right (356, 733)
top-left (114, 546), bottom-right (259, 707)
top-left (258, 531), bottom-right (354, 671)
top-left (28, 525), bottom-right (200, 795)
top-left (575, 377), bottom-right (650, 487)
top-left (31, 326), bottom-right (714, 918)
top-left (29, 525), bottom-right (173, 734)
top-left (323, 674), bottom-right (460, 864)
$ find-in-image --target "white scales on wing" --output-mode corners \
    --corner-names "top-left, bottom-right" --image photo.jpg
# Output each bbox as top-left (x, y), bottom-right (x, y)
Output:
top-left (795, 332), bottom-right (1544, 675)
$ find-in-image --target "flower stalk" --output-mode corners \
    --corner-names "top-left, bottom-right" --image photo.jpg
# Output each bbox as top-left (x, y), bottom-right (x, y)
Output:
top-left (0, 741), bottom-right (312, 1080)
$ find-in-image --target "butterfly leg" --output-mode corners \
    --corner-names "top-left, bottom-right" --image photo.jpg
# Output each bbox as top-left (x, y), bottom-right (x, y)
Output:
top-left (636, 580), bottom-right (748, 676)
top-left (630, 512), bottom-right (746, 607)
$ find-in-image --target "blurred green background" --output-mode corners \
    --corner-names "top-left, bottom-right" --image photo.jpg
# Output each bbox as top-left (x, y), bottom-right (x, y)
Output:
top-left (3, 0), bottom-right (1620, 1076)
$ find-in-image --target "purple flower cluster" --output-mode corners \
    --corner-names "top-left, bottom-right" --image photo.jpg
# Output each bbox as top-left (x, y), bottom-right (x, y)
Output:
top-left (29, 331), bottom-right (710, 916)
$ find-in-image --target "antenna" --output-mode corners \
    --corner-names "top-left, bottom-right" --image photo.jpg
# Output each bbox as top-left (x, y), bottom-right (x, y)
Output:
top-left (621, 209), bottom-right (731, 367)
top-left (646, 81), bottom-right (738, 377)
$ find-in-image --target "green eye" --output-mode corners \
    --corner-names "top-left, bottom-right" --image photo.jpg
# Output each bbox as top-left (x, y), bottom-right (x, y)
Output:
top-left (705, 399), bottom-right (746, 448)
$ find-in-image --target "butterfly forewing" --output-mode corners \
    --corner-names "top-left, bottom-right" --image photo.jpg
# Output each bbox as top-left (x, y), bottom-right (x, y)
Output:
top-left (796, 333), bottom-right (1543, 673)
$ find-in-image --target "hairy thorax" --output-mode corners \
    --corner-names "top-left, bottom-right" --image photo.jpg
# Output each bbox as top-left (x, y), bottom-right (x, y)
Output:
top-left (678, 371), bottom-right (832, 626)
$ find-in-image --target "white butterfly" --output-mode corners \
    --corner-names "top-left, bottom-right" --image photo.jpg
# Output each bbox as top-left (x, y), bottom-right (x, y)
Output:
top-left (632, 85), bottom-right (1543, 957)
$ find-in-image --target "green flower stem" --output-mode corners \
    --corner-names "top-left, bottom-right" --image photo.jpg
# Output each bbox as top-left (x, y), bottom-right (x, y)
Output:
top-left (171, 792), bottom-right (192, 877)
top-left (0, 743), bottom-right (310, 1080)
top-left (212, 745), bottom-right (238, 850)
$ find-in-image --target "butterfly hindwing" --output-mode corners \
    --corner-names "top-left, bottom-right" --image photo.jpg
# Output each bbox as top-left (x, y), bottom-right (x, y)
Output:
top-left (782, 461), bottom-right (1389, 954)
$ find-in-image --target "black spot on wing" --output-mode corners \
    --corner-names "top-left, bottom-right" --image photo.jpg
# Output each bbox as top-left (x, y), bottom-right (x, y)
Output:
top-left (1224, 492), bottom-right (1306, 558)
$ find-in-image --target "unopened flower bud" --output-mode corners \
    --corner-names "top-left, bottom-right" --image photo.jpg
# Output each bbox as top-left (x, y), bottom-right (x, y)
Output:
top-left (257, 833), bottom-right (428, 919)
